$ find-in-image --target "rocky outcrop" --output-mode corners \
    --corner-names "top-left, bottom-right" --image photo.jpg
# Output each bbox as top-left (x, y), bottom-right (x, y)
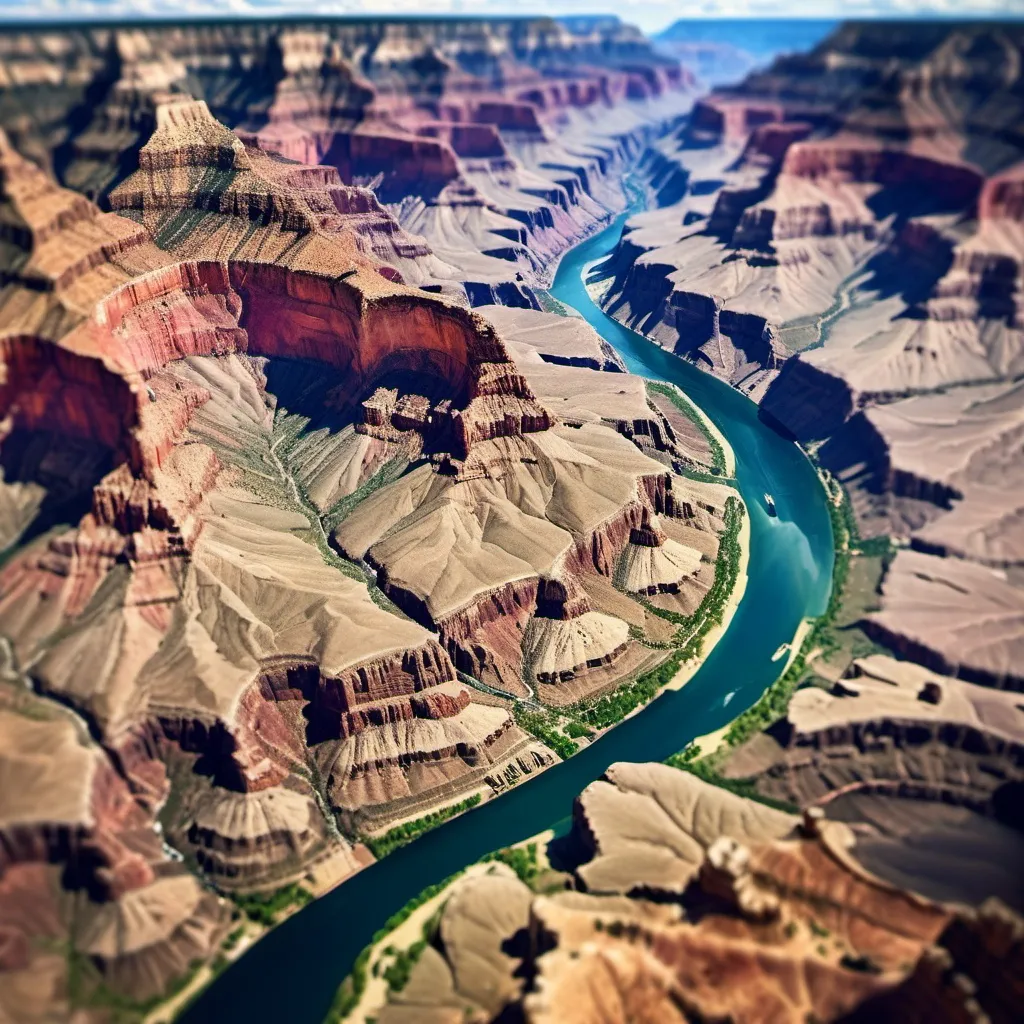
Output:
top-left (523, 575), bottom-right (630, 687)
top-left (724, 654), bottom-right (1024, 814)
top-left (376, 759), bottom-right (1011, 1024)
top-left (849, 899), bottom-right (1024, 1023)
top-left (618, 512), bottom-right (704, 595)
top-left (0, 699), bottom-right (230, 1006)
top-left (0, 18), bottom-right (694, 305)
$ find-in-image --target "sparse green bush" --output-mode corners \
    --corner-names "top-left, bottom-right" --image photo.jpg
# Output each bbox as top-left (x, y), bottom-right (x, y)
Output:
top-left (724, 483), bottom-right (854, 748)
top-left (324, 870), bottom-right (465, 1022)
top-left (514, 708), bottom-right (578, 759)
top-left (364, 796), bottom-right (482, 859)
top-left (231, 883), bottom-right (312, 926)
top-left (382, 939), bottom-right (427, 993)
top-left (647, 381), bottom-right (729, 476)
top-left (481, 842), bottom-right (540, 884)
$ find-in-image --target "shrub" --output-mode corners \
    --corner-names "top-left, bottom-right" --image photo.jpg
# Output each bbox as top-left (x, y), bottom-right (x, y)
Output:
top-left (647, 381), bottom-right (729, 476)
top-left (364, 796), bottom-right (482, 859)
top-left (481, 842), bottom-right (540, 884)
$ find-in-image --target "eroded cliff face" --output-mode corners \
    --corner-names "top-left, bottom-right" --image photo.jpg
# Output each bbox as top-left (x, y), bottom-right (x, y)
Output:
top-left (0, 42), bottom-right (729, 1019)
top-left (0, 17), bottom-right (694, 309)
top-left (372, 764), bottom-right (1022, 1024)
top-left (725, 655), bottom-right (1024, 814)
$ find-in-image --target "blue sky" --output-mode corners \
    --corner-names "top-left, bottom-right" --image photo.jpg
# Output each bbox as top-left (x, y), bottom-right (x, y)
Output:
top-left (1, 0), bottom-right (1020, 32)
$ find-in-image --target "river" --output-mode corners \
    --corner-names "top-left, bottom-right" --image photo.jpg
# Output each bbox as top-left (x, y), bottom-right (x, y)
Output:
top-left (180, 206), bottom-right (834, 1024)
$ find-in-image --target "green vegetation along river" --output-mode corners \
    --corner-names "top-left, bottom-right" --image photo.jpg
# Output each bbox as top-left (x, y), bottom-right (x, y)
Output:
top-left (181, 206), bottom-right (835, 1024)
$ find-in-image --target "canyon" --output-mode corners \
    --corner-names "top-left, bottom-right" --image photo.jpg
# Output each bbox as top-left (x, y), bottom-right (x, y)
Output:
top-left (323, 20), bottom-right (1024, 1024)
top-left (0, 13), bottom-right (1021, 1024)
top-left (590, 20), bottom-right (1024, 690)
top-left (364, 766), bottom-right (1022, 1024)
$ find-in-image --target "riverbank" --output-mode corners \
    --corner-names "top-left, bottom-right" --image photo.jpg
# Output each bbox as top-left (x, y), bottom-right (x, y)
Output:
top-left (336, 829), bottom-right (560, 1024)
top-left (682, 613), bottom-right (812, 761)
top-left (339, 865), bottom-right (480, 1024)
top-left (666, 502), bottom-right (750, 693)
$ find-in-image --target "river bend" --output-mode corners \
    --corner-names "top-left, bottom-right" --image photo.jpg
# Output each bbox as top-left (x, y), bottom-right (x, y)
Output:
top-left (181, 207), bottom-right (834, 1024)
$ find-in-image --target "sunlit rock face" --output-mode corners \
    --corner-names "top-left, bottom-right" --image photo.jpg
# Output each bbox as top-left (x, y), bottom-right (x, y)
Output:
top-left (376, 763), bottom-right (1023, 1024)
top-left (0, 17), bottom-right (695, 308)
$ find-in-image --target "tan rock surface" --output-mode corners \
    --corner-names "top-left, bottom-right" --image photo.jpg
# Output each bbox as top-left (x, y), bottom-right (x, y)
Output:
top-left (374, 760), bottom-right (1012, 1024)
top-left (574, 762), bottom-right (796, 895)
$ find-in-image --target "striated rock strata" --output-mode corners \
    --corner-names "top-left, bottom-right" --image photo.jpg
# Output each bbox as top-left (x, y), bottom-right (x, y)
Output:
top-left (0, 17), bottom-right (695, 308)
top-left (0, 33), bottom-right (731, 1018)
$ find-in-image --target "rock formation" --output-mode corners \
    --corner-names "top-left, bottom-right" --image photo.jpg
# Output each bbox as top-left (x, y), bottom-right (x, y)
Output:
top-left (373, 764), bottom-right (1022, 1024)
top-left (720, 653), bottom-right (1024, 912)
top-left (590, 20), bottom-right (1024, 688)
top-left (0, 17), bottom-right (694, 307)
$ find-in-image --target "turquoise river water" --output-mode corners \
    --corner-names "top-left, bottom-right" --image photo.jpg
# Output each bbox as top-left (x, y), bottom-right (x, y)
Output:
top-left (181, 207), bottom-right (835, 1024)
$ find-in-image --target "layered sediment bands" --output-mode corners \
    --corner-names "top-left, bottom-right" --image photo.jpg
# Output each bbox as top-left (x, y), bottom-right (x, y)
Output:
top-left (316, 702), bottom-right (549, 826)
top-left (0, 704), bottom-right (230, 1004)
top-left (0, 17), bottom-right (693, 304)
top-left (724, 654), bottom-right (1024, 812)
top-left (107, 97), bottom-right (552, 462)
top-left (523, 575), bottom-right (630, 686)
top-left (687, 96), bottom-right (787, 144)
top-left (619, 513), bottom-right (704, 596)
top-left (593, 21), bottom-right (1024, 688)
top-left (259, 644), bottom-right (457, 742)
top-left (434, 577), bottom-right (539, 689)
top-left (186, 788), bottom-right (330, 886)
top-left (781, 143), bottom-right (983, 208)
top-left (523, 612), bottom-right (630, 687)
top-left (75, 876), bottom-right (228, 1001)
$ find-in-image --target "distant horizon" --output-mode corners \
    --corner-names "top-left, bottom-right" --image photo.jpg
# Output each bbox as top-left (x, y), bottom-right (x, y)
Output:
top-left (0, 1), bottom-right (1021, 35)
top-left (1, 10), bottom-right (1022, 27)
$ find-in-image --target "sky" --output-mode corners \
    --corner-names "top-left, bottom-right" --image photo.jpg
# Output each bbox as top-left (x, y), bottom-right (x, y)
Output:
top-left (3, 0), bottom-right (1021, 32)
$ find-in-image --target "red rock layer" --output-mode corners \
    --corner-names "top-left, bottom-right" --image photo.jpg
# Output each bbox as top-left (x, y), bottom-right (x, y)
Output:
top-left (107, 98), bottom-right (552, 463)
top-left (259, 644), bottom-right (458, 742)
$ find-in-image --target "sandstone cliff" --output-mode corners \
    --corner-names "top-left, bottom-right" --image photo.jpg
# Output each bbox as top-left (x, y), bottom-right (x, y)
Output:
top-left (0, 17), bottom-right (694, 308)
top-left (0, 37), bottom-right (722, 1018)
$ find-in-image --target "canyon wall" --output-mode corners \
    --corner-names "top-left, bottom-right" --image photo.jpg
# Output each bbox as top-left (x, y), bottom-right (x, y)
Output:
top-left (593, 20), bottom-right (1024, 689)
top-left (0, 28), bottom-right (725, 1019)
top-left (0, 16), bottom-right (695, 307)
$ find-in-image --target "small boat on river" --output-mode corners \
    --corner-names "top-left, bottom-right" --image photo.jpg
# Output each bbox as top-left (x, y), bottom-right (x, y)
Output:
top-left (764, 493), bottom-right (777, 516)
